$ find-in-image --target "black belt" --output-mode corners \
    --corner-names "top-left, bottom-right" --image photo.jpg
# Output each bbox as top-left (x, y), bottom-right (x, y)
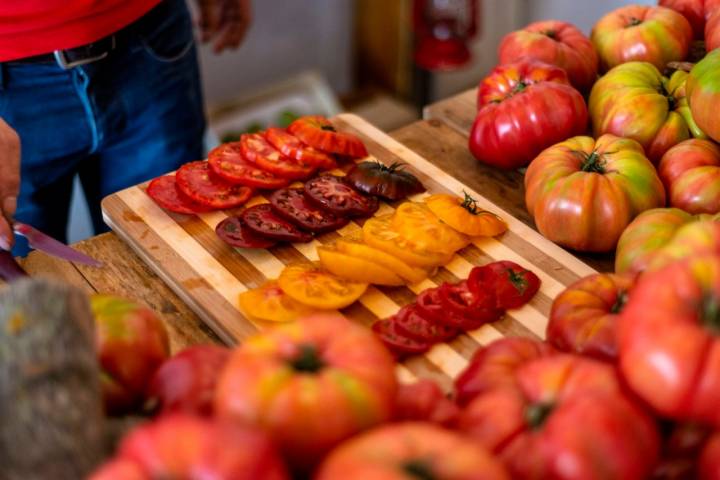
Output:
top-left (8, 31), bottom-right (119, 69)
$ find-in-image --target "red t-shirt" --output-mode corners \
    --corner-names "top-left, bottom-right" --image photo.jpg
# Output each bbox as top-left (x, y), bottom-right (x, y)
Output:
top-left (0, 0), bottom-right (162, 61)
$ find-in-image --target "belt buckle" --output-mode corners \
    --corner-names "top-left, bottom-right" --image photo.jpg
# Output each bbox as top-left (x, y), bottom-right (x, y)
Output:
top-left (53, 35), bottom-right (116, 70)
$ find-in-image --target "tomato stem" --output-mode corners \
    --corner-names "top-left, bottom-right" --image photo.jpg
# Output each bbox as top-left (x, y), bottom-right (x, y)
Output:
top-left (402, 460), bottom-right (436, 480)
top-left (508, 269), bottom-right (528, 294)
top-left (512, 81), bottom-right (528, 95)
top-left (321, 124), bottom-right (337, 132)
top-left (289, 344), bottom-right (325, 373)
top-left (701, 294), bottom-right (720, 334)
top-left (580, 151), bottom-right (606, 174)
top-left (627, 17), bottom-right (642, 27)
top-left (611, 291), bottom-right (628, 314)
top-left (525, 402), bottom-right (554, 429)
top-left (541, 30), bottom-right (557, 39)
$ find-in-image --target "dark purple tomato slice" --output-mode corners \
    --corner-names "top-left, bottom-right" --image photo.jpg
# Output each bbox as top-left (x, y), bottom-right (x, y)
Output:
top-left (395, 304), bottom-right (459, 343)
top-left (436, 281), bottom-right (503, 331)
top-left (372, 318), bottom-right (431, 359)
top-left (269, 188), bottom-right (349, 233)
top-left (146, 175), bottom-right (213, 214)
top-left (241, 204), bottom-right (313, 243)
top-left (215, 216), bottom-right (277, 249)
top-left (304, 175), bottom-right (377, 216)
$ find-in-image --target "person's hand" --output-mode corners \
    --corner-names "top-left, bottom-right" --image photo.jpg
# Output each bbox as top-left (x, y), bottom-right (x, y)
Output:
top-left (196, 0), bottom-right (252, 53)
top-left (0, 118), bottom-right (20, 251)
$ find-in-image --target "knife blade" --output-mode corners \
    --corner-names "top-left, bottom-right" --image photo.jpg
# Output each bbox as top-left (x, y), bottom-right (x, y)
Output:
top-left (13, 222), bottom-right (103, 267)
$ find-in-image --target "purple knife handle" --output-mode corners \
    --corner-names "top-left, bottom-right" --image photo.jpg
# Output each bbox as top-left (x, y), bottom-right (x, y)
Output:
top-left (0, 250), bottom-right (27, 282)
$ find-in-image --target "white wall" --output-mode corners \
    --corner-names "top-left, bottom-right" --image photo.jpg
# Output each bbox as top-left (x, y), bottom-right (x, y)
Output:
top-left (527, 0), bottom-right (655, 34)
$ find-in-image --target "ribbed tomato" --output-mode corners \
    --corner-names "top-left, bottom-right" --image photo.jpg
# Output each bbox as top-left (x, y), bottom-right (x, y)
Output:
top-left (659, 139), bottom-right (720, 214)
top-left (469, 59), bottom-right (588, 170)
top-left (214, 314), bottom-right (396, 471)
top-left (498, 20), bottom-right (598, 92)
top-left (687, 49), bottom-right (720, 144)
top-left (525, 134), bottom-right (665, 252)
top-left (660, 0), bottom-right (706, 38)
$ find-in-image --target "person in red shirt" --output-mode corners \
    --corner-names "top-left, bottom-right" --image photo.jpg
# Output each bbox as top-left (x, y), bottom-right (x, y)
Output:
top-left (0, 0), bottom-right (251, 255)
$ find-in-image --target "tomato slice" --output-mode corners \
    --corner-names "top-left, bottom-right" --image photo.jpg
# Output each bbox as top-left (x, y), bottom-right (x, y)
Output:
top-left (334, 236), bottom-right (429, 285)
top-left (437, 281), bottom-right (502, 331)
top-left (393, 202), bottom-right (470, 255)
top-left (240, 133), bottom-right (315, 180)
top-left (425, 193), bottom-right (507, 237)
top-left (362, 215), bottom-right (453, 268)
top-left (415, 287), bottom-right (450, 324)
top-left (265, 127), bottom-right (337, 170)
top-left (239, 280), bottom-right (317, 322)
top-left (304, 175), bottom-right (377, 216)
top-left (215, 216), bottom-right (277, 249)
top-left (372, 317), bottom-right (431, 358)
top-left (269, 188), bottom-right (348, 233)
top-left (277, 263), bottom-right (368, 310)
top-left (468, 261), bottom-right (541, 310)
top-left (146, 175), bottom-right (213, 214)
top-left (175, 161), bottom-right (254, 209)
top-left (241, 204), bottom-right (312, 243)
top-left (317, 243), bottom-right (406, 286)
top-left (287, 115), bottom-right (368, 158)
top-left (395, 304), bottom-right (459, 343)
top-left (208, 142), bottom-right (289, 189)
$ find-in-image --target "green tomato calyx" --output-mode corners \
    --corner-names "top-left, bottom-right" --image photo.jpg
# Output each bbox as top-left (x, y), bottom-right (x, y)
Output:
top-left (611, 291), bottom-right (628, 314)
top-left (580, 151), bottom-right (606, 174)
top-left (526, 402), bottom-right (554, 429)
top-left (290, 344), bottom-right (325, 373)
top-left (627, 17), bottom-right (642, 27)
top-left (541, 30), bottom-right (557, 39)
top-left (701, 293), bottom-right (720, 334)
top-left (402, 460), bottom-right (436, 480)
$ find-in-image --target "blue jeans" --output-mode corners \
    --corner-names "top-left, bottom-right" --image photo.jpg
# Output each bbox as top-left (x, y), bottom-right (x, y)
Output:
top-left (1, 0), bottom-right (206, 256)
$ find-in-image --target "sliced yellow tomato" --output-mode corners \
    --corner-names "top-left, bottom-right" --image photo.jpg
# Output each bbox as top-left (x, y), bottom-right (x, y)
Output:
top-left (278, 263), bottom-right (368, 310)
top-left (317, 244), bottom-right (405, 286)
top-left (425, 193), bottom-right (507, 237)
top-left (239, 280), bottom-right (316, 323)
top-left (392, 202), bottom-right (470, 254)
top-left (362, 215), bottom-right (453, 268)
top-left (335, 237), bottom-right (429, 285)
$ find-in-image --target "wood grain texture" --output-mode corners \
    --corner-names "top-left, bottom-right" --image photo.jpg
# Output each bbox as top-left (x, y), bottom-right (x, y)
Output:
top-left (423, 88), bottom-right (477, 138)
top-left (101, 113), bottom-right (599, 387)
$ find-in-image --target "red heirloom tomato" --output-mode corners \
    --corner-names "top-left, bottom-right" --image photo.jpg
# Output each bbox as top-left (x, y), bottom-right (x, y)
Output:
top-left (176, 161), bottom-right (254, 209)
top-left (393, 379), bottom-right (460, 427)
top-left (498, 20), bottom-right (598, 92)
top-left (547, 273), bottom-right (635, 362)
top-left (89, 414), bottom-right (289, 480)
top-left (468, 261), bottom-right (541, 310)
top-left (660, 0), bottom-right (707, 38)
top-left (458, 354), bottom-right (660, 480)
top-left (619, 254), bottom-right (720, 427)
top-left (241, 133), bottom-right (315, 180)
top-left (706, 7), bottom-right (720, 50)
top-left (469, 59), bottom-right (588, 170)
top-left (525, 134), bottom-right (665, 252)
top-left (146, 175), bottom-right (213, 215)
top-left (615, 208), bottom-right (720, 274)
top-left (590, 5), bottom-right (692, 71)
top-left (146, 345), bottom-right (230, 416)
top-left (700, 432), bottom-right (720, 480)
top-left (207, 142), bottom-right (289, 189)
top-left (659, 139), bottom-right (720, 214)
top-left (688, 49), bottom-right (720, 144)
top-left (265, 127), bottom-right (337, 170)
top-left (454, 337), bottom-right (554, 406)
top-left (315, 423), bottom-right (510, 480)
top-left (287, 115), bottom-right (368, 158)
top-left (214, 314), bottom-right (397, 471)
top-left (589, 62), bottom-right (703, 163)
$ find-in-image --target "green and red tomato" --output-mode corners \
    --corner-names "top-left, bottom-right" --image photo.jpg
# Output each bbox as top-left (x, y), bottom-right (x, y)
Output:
top-left (659, 139), bottom-right (720, 214)
top-left (688, 49), bottom-right (720, 144)
top-left (469, 59), bottom-right (588, 170)
top-left (659, 0), bottom-right (706, 38)
top-left (525, 134), bottom-right (665, 252)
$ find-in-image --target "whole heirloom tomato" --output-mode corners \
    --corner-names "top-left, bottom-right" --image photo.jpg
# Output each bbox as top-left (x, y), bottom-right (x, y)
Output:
top-left (660, 0), bottom-right (707, 38)
top-left (89, 414), bottom-right (289, 480)
top-left (590, 5), bottom-right (692, 72)
top-left (701, 432), bottom-right (720, 480)
top-left (618, 254), bottom-right (720, 427)
top-left (615, 208), bottom-right (720, 274)
top-left (214, 314), bottom-right (397, 471)
top-left (688, 49), bottom-right (720, 144)
top-left (498, 20), bottom-right (599, 92)
top-left (315, 423), bottom-right (510, 480)
top-left (469, 60), bottom-right (588, 170)
top-left (659, 139), bottom-right (720, 214)
top-left (525, 134), bottom-right (665, 253)
top-left (547, 273), bottom-right (635, 362)
top-left (590, 62), bottom-right (703, 163)
top-left (706, 6), bottom-right (720, 50)
top-left (458, 354), bottom-right (660, 480)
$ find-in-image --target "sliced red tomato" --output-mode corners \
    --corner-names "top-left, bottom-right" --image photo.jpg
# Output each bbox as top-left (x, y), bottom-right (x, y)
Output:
top-left (240, 133), bottom-right (315, 180)
top-left (468, 261), bottom-right (541, 310)
top-left (416, 288), bottom-right (450, 324)
top-left (304, 175), bottom-right (376, 216)
top-left (215, 216), bottom-right (277, 249)
top-left (395, 304), bottom-right (459, 343)
top-left (287, 115), bottom-right (368, 158)
top-left (265, 127), bottom-right (337, 170)
top-left (207, 142), bottom-right (289, 189)
top-left (241, 204), bottom-right (312, 243)
top-left (372, 318), bottom-right (431, 358)
top-left (437, 281), bottom-right (502, 331)
top-left (175, 161), bottom-right (254, 209)
top-left (269, 188), bottom-right (348, 233)
top-left (146, 175), bottom-right (213, 214)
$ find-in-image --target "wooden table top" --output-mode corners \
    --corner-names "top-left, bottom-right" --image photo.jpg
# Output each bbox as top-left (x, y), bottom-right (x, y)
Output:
top-left (16, 116), bottom-right (614, 353)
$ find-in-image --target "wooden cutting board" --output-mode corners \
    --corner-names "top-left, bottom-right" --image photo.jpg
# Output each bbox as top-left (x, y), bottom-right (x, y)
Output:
top-left (102, 113), bottom-right (596, 390)
top-left (423, 88), bottom-right (477, 138)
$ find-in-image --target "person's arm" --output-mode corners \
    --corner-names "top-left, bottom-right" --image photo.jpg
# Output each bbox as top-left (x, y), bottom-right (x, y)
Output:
top-left (0, 118), bottom-right (20, 251)
top-left (196, 0), bottom-right (252, 53)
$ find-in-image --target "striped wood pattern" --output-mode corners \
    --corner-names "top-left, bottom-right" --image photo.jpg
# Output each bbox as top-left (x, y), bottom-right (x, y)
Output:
top-left (423, 88), bottom-right (477, 138)
top-left (102, 113), bottom-right (596, 390)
